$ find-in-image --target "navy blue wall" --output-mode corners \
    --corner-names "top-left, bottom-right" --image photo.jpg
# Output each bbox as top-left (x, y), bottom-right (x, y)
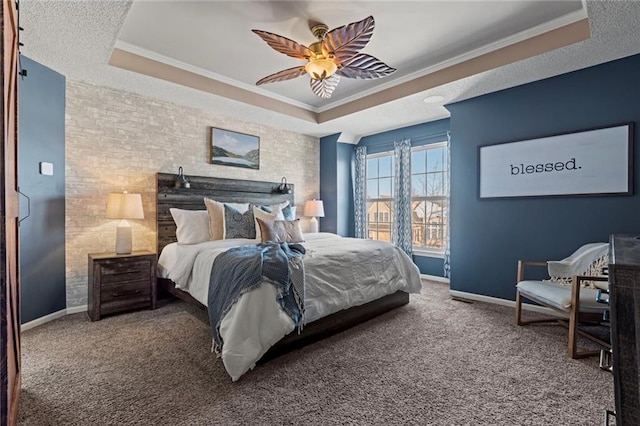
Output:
top-left (320, 134), bottom-right (339, 233)
top-left (336, 142), bottom-right (354, 237)
top-left (357, 118), bottom-right (451, 276)
top-left (358, 119), bottom-right (450, 154)
top-left (448, 53), bottom-right (640, 300)
top-left (320, 134), bottom-right (354, 236)
top-left (413, 256), bottom-right (445, 276)
top-left (18, 56), bottom-right (66, 323)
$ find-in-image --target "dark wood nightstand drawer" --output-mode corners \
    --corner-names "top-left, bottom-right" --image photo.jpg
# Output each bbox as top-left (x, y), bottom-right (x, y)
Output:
top-left (100, 280), bottom-right (151, 304)
top-left (88, 251), bottom-right (157, 321)
top-left (101, 261), bottom-right (152, 285)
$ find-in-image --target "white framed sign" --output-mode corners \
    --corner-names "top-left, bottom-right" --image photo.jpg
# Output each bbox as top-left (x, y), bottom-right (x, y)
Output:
top-left (479, 123), bottom-right (633, 199)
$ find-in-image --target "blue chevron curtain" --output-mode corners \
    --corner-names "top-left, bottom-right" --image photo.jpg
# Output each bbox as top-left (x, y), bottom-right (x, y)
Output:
top-left (392, 139), bottom-right (412, 255)
top-left (443, 132), bottom-right (451, 278)
top-left (353, 146), bottom-right (368, 239)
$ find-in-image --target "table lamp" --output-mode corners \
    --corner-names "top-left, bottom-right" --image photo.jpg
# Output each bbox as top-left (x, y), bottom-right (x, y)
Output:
top-left (304, 199), bottom-right (324, 233)
top-left (106, 192), bottom-right (144, 254)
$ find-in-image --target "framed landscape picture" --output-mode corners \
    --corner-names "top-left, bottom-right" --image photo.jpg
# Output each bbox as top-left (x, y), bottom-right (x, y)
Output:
top-left (210, 127), bottom-right (260, 170)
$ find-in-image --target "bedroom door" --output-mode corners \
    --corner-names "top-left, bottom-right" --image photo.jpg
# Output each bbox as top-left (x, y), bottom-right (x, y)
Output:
top-left (1, 0), bottom-right (21, 424)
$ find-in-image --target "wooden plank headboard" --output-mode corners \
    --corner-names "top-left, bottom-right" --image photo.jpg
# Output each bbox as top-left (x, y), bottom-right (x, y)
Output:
top-left (156, 172), bottom-right (295, 254)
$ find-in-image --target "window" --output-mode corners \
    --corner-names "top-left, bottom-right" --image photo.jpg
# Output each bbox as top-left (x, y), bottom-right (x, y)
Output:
top-left (410, 143), bottom-right (448, 253)
top-left (365, 142), bottom-right (449, 255)
top-left (371, 212), bottom-right (390, 222)
top-left (366, 152), bottom-right (394, 243)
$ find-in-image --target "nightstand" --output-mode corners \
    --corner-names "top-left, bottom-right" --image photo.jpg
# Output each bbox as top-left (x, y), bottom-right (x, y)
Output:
top-left (88, 250), bottom-right (157, 321)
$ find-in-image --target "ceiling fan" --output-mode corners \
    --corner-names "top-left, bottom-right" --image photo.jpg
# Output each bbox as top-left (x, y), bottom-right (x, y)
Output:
top-left (252, 16), bottom-right (396, 99)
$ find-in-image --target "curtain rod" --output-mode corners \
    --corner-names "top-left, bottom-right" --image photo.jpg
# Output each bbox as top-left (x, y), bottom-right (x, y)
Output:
top-left (358, 130), bottom-right (450, 149)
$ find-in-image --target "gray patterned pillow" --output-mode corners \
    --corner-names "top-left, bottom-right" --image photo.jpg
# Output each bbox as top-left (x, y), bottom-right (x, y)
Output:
top-left (223, 204), bottom-right (256, 239)
top-left (256, 218), bottom-right (305, 243)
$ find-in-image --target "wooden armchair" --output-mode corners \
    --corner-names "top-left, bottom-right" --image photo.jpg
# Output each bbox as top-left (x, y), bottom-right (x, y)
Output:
top-left (515, 248), bottom-right (610, 359)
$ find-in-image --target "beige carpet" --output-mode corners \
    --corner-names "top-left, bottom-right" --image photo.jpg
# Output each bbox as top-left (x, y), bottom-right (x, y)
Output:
top-left (18, 282), bottom-right (613, 425)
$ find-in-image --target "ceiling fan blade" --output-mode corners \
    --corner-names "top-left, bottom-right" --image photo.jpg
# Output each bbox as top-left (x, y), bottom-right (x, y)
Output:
top-left (252, 29), bottom-right (310, 59)
top-left (324, 16), bottom-right (375, 63)
top-left (337, 54), bottom-right (396, 80)
top-left (256, 66), bottom-right (307, 85)
top-left (310, 74), bottom-right (340, 98)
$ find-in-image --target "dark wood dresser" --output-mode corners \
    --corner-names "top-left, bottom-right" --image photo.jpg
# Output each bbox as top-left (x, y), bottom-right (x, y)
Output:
top-left (608, 235), bottom-right (640, 425)
top-left (88, 251), bottom-right (157, 321)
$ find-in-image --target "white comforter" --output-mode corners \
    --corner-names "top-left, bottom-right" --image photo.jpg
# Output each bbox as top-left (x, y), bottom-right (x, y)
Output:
top-left (158, 233), bottom-right (422, 380)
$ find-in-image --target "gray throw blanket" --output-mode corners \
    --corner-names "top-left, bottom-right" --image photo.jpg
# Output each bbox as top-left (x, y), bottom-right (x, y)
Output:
top-left (207, 242), bottom-right (306, 352)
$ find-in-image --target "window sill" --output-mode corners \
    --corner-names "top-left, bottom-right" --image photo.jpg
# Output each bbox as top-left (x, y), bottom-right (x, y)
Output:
top-left (412, 249), bottom-right (445, 259)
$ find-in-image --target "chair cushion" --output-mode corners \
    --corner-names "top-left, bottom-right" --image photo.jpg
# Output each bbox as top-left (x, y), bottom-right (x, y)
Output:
top-left (517, 280), bottom-right (608, 314)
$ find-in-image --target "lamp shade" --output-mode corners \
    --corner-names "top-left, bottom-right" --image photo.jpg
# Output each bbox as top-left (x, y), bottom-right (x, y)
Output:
top-left (303, 199), bottom-right (324, 218)
top-left (106, 193), bottom-right (144, 220)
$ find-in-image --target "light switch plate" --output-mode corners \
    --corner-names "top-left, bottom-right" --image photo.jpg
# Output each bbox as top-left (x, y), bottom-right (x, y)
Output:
top-left (39, 162), bottom-right (53, 176)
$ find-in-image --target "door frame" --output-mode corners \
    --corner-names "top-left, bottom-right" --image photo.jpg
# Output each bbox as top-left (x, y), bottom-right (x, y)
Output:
top-left (1, 0), bottom-right (21, 424)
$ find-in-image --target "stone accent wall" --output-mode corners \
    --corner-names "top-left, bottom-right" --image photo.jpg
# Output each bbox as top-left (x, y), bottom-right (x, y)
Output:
top-left (65, 81), bottom-right (319, 307)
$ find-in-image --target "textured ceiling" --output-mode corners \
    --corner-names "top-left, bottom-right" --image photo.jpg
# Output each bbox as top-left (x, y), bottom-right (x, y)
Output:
top-left (116, 1), bottom-right (583, 109)
top-left (19, 1), bottom-right (640, 140)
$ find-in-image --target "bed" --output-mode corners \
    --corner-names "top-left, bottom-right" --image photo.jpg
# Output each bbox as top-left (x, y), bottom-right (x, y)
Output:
top-left (155, 172), bottom-right (422, 380)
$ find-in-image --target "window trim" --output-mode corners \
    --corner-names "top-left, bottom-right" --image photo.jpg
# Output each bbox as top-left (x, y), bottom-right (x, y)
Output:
top-left (412, 248), bottom-right (445, 259)
top-left (366, 150), bottom-right (394, 160)
top-left (411, 141), bottom-right (448, 153)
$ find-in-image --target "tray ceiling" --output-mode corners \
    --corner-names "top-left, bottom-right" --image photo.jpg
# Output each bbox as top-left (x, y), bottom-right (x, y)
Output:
top-left (111, 0), bottom-right (587, 123)
top-left (19, 1), bottom-right (640, 138)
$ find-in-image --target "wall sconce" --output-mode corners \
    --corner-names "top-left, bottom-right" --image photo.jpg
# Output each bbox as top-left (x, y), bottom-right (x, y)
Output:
top-left (174, 166), bottom-right (190, 189)
top-left (277, 177), bottom-right (292, 194)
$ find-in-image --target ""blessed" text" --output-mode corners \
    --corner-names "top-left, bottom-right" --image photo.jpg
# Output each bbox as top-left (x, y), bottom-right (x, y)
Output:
top-left (510, 158), bottom-right (581, 175)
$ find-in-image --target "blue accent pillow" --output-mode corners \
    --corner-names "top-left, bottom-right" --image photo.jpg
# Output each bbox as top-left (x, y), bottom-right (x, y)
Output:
top-left (258, 202), bottom-right (294, 220)
top-left (223, 204), bottom-right (256, 239)
top-left (282, 203), bottom-right (295, 221)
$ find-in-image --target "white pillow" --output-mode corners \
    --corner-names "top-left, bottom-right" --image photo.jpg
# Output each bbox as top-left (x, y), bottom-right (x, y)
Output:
top-left (204, 198), bottom-right (250, 240)
top-left (252, 206), bottom-right (278, 241)
top-left (260, 201), bottom-right (288, 220)
top-left (169, 208), bottom-right (210, 244)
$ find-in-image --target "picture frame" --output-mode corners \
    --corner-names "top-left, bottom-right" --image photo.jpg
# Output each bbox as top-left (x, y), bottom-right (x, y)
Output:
top-left (210, 127), bottom-right (260, 170)
top-left (478, 123), bottom-right (633, 199)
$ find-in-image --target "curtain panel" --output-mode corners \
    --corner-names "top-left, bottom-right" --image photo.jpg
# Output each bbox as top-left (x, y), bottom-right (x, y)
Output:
top-left (392, 139), bottom-right (412, 255)
top-left (353, 146), bottom-right (368, 239)
top-left (443, 132), bottom-right (451, 278)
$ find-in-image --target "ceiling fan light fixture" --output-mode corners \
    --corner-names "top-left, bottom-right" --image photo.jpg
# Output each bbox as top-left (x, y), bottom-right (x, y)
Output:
top-left (305, 58), bottom-right (338, 80)
top-left (253, 16), bottom-right (396, 97)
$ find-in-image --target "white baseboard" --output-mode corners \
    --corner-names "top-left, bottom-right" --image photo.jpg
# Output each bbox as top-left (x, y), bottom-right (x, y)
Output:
top-left (21, 309), bottom-right (68, 332)
top-left (21, 304), bottom-right (88, 332)
top-left (66, 304), bottom-right (88, 315)
top-left (448, 289), bottom-right (563, 317)
top-left (420, 274), bottom-right (450, 284)
top-left (22, 289), bottom-right (557, 331)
